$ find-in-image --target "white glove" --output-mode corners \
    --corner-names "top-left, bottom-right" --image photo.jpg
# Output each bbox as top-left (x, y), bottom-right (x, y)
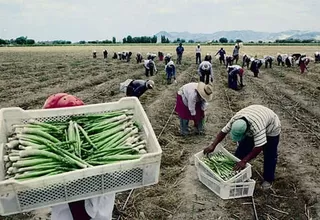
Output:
top-left (174, 80), bottom-right (177, 84)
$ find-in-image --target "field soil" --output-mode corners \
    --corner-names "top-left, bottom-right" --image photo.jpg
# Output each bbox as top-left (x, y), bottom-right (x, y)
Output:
top-left (0, 45), bottom-right (319, 220)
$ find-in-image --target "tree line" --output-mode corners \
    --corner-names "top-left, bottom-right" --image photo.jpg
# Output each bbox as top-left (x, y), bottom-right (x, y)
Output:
top-left (0, 35), bottom-right (319, 46)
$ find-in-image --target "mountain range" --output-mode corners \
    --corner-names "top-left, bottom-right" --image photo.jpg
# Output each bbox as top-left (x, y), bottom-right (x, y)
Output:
top-left (155, 30), bottom-right (320, 42)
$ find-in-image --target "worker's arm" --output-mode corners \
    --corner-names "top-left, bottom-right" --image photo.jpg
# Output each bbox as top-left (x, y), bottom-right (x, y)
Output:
top-left (203, 131), bottom-right (227, 154)
top-left (210, 66), bottom-right (214, 82)
top-left (234, 146), bottom-right (263, 170)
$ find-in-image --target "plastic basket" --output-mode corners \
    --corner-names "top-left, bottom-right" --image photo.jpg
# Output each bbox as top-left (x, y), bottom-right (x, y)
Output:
top-left (194, 144), bottom-right (252, 183)
top-left (197, 171), bottom-right (255, 200)
top-left (0, 97), bottom-right (162, 216)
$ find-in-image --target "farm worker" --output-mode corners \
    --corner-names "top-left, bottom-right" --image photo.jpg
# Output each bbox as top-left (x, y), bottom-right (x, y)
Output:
top-left (195, 44), bottom-right (201, 64)
top-left (215, 48), bottom-right (226, 65)
top-left (103, 50), bottom-right (108, 59)
top-left (176, 43), bottom-right (184, 64)
top-left (225, 55), bottom-right (234, 68)
top-left (315, 52), bottom-right (320, 63)
top-left (119, 79), bottom-right (155, 98)
top-left (117, 52), bottom-right (122, 60)
top-left (250, 59), bottom-right (263, 77)
top-left (158, 51), bottom-right (164, 61)
top-left (175, 82), bottom-right (213, 136)
top-left (227, 65), bottom-right (244, 90)
top-left (242, 54), bottom-right (251, 69)
top-left (198, 60), bottom-right (213, 85)
top-left (203, 105), bottom-right (281, 190)
top-left (165, 61), bottom-right (177, 85)
top-left (204, 53), bottom-right (212, 63)
top-left (164, 53), bottom-right (172, 65)
top-left (93, 51), bottom-right (97, 58)
top-left (264, 56), bottom-right (273, 68)
top-left (43, 93), bottom-right (116, 220)
top-left (136, 52), bottom-right (143, 63)
top-left (112, 52), bottom-right (118, 59)
top-left (232, 44), bottom-right (240, 64)
top-left (298, 55), bottom-right (311, 74)
top-left (143, 59), bottom-right (157, 77)
top-left (285, 56), bottom-right (294, 67)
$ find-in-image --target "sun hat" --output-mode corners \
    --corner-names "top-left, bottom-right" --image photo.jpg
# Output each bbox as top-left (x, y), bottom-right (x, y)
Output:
top-left (230, 119), bottom-right (247, 141)
top-left (196, 82), bottom-right (213, 102)
top-left (146, 80), bottom-right (155, 89)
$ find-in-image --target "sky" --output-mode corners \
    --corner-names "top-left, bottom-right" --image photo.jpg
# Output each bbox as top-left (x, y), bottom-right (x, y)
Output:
top-left (0, 0), bottom-right (320, 42)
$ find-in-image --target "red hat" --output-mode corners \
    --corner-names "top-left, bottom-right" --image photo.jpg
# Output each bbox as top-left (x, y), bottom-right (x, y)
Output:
top-left (239, 68), bottom-right (244, 76)
top-left (43, 93), bottom-right (84, 109)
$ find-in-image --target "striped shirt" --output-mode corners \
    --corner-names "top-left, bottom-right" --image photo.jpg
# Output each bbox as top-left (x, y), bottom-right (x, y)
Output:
top-left (221, 105), bottom-right (281, 147)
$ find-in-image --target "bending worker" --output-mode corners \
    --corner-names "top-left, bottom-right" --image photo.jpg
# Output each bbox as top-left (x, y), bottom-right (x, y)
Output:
top-left (198, 60), bottom-right (213, 85)
top-left (175, 82), bottom-right (213, 136)
top-left (227, 65), bottom-right (244, 90)
top-left (203, 105), bottom-right (281, 190)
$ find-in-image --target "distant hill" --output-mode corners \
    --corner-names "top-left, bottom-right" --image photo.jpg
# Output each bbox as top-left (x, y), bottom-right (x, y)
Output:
top-left (155, 30), bottom-right (320, 42)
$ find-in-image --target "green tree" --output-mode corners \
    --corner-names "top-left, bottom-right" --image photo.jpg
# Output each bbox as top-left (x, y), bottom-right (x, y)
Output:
top-left (0, 38), bottom-right (7, 45)
top-left (126, 35), bottom-right (133, 43)
top-left (229, 39), bottom-right (234, 43)
top-left (123, 38), bottom-right (127, 43)
top-left (236, 39), bottom-right (242, 43)
top-left (15, 36), bottom-right (27, 44)
top-left (151, 35), bottom-right (157, 43)
top-left (26, 39), bottom-right (35, 45)
top-left (112, 37), bottom-right (116, 44)
top-left (219, 37), bottom-right (228, 43)
top-left (188, 40), bottom-right (195, 43)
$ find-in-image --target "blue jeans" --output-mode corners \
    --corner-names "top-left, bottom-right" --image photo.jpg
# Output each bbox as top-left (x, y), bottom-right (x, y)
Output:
top-left (228, 73), bottom-right (238, 90)
top-left (235, 135), bottom-right (280, 182)
top-left (180, 119), bottom-right (204, 135)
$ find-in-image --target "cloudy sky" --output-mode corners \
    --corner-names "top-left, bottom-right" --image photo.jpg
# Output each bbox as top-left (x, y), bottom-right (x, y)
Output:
top-left (0, 0), bottom-right (319, 42)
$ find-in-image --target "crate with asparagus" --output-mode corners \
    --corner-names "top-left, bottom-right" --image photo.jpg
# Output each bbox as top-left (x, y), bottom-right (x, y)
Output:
top-left (0, 97), bottom-right (162, 216)
top-left (194, 144), bottom-right (252, 184)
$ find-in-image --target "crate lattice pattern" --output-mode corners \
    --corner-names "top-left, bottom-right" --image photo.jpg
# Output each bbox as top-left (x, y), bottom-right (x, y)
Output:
top-left (17, 167), bottom-right (143, 208)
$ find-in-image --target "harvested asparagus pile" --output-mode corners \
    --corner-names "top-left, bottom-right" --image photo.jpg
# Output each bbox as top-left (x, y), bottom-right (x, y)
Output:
top-left (203, 152), bottom-right (239, 181)
top-left (4, 109), bottom-right (147, 181)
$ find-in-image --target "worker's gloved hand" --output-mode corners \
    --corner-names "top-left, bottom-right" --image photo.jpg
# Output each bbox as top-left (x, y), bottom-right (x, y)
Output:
top-left (233, 160), bottom-right (247, 171)
top-left (174, 80), bottom-right (177, 84)
top-left (203, 145), bottom-right (214, 155)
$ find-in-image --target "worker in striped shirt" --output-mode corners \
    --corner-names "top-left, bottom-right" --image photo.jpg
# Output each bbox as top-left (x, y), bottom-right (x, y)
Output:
top-left (204, 105), bottom-right (281, 190)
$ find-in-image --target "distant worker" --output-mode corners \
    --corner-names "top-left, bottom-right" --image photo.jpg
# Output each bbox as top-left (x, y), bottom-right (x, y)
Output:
top-left (204, 53), bottom-right (212, 63)
top-left (250, 59), bottom-right (264, 77)
top-left (198, 61), bottom-right (213, 85)
top-left (227, 65), bottom-right (244, 90)
top-left (158, 51), bottom-right (164, 61)
top-left (120, 79), bottom-right (155, 99)
top-left (136, 52), bottom-right (143, 63)
top-left (103, 50), bottom-right (108, 59)
top-left (215, 48), bottom-right (226, 65)
top-left (225, 55), bottom-right (234, 68)
top-left (232, 44), bottom-right (240, 64)
top-left (315, 52), bottom-right (320, 63)
top-left (144, 59), bottom-right (157, 77)
top-left (285, 56), bottom-right (294, 67)
top-left (242, 54), bottom-right (251, 69)
top-left (93, 51), bottom-right (97, 58)
top-left (176, 43), bottom-right (184, 64)
top-left (164, 53), bottom-right (172, 65)
top-left (264, 56), bottom-right (273, 68)
top-left (298, 54), bottom-right (311, 74)
top-left (165, 61), bottom-right (177, 85)
top-left (195, 44), bottom-right (201, 64)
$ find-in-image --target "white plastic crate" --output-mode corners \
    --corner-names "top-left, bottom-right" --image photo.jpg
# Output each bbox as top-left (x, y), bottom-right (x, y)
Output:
top-left (0, 97), bottom-right (162, 216)
top-left (194, 144), bottom-right (252, 183)
top-left (197, 171), bottom-right (256, 200)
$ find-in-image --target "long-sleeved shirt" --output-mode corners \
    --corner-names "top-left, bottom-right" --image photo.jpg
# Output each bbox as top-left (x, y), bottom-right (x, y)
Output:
top-left (178, 82), bottom-right (208, 116)
top-left (215, 49), bottom-right (226, 57)
top-left (176, 46), bottom-right (184, 55)
top-left (128, 80), bottom-right (149, 98)
top-left (221, 105), bottom-right (281, 147)
top-left (195, 47), bottom-right (201, 54)
top-left (233, 47), bottom-right (239, 56)
top-left (165, 65), bottom-right (176, 79)
top-left (198, 61), bottom-right (213, 81)
top-left (144, 60), bottom-right (157, 71)
top-left (228, 65), bottom-right (243, 76)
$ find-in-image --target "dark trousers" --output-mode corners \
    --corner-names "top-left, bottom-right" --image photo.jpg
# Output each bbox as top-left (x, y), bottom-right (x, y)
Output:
top-left (235, 135), bottom-right (280, 182)
top-left (200, 71), bottom-right (210, 84)
top-left (228, 74), bottom-right (238, 90)
top-left (219, 56), bottom-right (225, 65)
top-left (196, 53), bottom-right (201, 64)
top-left (177, 54), bottom-right (182, 64)
top-left (145, 67), bottom-right (154, 77)
top-left (265, 60), bottom-right (272, 68)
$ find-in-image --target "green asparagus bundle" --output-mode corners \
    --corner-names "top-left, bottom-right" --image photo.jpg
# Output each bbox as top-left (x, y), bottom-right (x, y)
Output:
top-left (4, 109), bottom-right (147, 181)
top-left (203, 152), bottom-right (239, 181)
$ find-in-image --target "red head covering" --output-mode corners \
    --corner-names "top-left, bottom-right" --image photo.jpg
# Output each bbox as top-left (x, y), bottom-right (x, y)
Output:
top-left (239, 68), bottom-right (244, 76)
top-left (43, 93), bottom-right (84, 109)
